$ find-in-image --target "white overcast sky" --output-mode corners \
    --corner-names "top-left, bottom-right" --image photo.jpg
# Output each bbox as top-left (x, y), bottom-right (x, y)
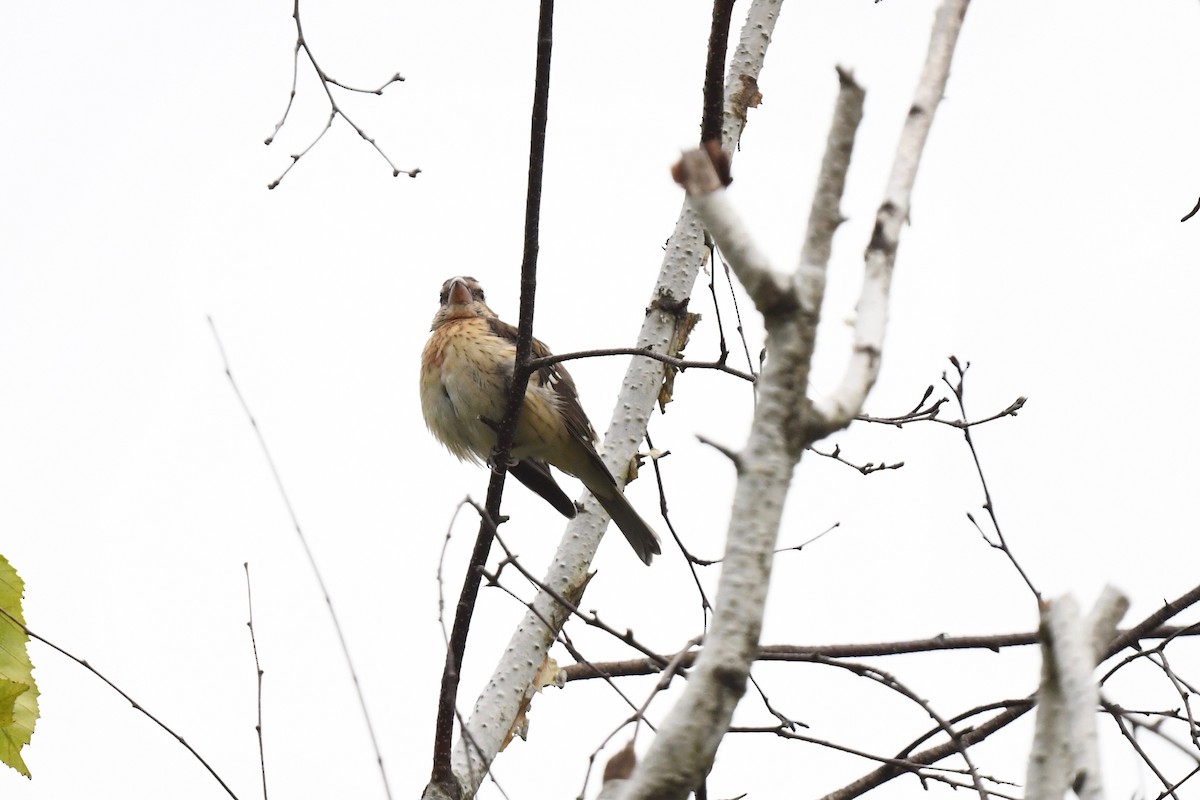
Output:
top-left (3, 1), bottom-right (1200, 799)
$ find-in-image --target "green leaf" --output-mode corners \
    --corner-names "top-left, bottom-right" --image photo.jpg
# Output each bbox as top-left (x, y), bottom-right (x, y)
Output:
top-left (0, 555), bottom-right (38, 778)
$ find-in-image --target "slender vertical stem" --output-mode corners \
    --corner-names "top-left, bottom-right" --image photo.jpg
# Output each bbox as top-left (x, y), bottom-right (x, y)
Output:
top-left (428, 1), bottom-right (556, 792)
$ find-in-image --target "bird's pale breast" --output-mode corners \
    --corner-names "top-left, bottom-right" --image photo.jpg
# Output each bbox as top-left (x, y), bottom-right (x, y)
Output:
top-left (421, 318), bottom-right (573, 468)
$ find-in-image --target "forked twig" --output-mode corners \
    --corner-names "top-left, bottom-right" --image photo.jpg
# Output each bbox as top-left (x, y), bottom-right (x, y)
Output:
top-left (266, 0), bottom-right (418, 188)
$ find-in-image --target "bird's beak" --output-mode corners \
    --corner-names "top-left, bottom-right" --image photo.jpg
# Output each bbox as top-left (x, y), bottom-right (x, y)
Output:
top-left (448, 279), bottom-right (473, 306)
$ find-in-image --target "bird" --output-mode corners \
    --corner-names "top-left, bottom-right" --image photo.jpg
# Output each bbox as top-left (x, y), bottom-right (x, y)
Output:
top-left (420, 276), bottom-right (661, 564)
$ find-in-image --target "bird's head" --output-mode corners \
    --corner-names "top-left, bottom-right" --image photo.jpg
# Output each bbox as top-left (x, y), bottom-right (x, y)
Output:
top-left (431, 276), bottom-right (495, 328)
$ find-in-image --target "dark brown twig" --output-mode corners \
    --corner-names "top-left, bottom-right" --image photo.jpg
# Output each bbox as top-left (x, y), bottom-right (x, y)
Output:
top-left (822, 703), bottom-right (1031, 800)
top-left (575, 641), bottom-right (699, 800)
top-left (481, 556), bottom-right (654, 728)
top-left (701, 0), bottom-right (736, 144)
top-left (1103, 701), bottom-right (1181, 800)
top-left (730, 725), bottom-right (1021, 799)
top-left (644, 432), bottom-right (714, 628)
top-left (1182, 197), bottom-right (1200, 223)
top-left (528, 345), bottom-right (756, 383)
top-left (429, 4), bottom-right (554, 790)
top-left (479, 504), bottom-right (670, 669)
top-left (561, 624), bottom-right (1200, 681)
top-left (715, 248), bottom-right (760, 384)
top-left (1157, 765), bottom-right (1200, 799)
top-left (825, 582), bottom-right (1200, 800)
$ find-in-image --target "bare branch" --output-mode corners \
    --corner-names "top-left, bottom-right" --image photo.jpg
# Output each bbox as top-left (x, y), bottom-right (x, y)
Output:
top-left (1104, 702), bottom-right (1184, 800)
top-left (426, 2), bottom-right (555, 794)
top-left (265, 0), bottom-right (417, 188)
top-left (813, 0), bottom-right (970, 429)
top-left (1182, 196), bottom-right (1200, 223)
top-left (208, 317), bottom-right (392, 800)
top-left (945, 358), bottom-right (1041, 603)
top-left (243, 564), bottom-right (269, 800)
top-left (710, 247), bottom-right (761, 385)
top-left (561, 624), bottom-right (1200, 682)
top-left (644, 432), bottom-right (716, 629)
top-left (796, 66), bottom-right (865, 314)
top-left (808, 443), bottom-right (903, 475)
top-left (825, 581), bottom-right (1200, 800)
top-left (0, 609), bottom-right (240, 799)
top-left (528, 346), bottom-right (756, 383)
top-left (732, 725), bottom-right (1022, 799)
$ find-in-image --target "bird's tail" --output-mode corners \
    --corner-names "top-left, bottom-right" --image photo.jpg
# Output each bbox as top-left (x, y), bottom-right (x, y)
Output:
top-left (591, 483), bottom-right (662, 565)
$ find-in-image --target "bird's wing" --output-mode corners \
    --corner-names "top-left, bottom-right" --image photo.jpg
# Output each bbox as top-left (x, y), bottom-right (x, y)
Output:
top-left (485, 317), bottom-right (598, 447)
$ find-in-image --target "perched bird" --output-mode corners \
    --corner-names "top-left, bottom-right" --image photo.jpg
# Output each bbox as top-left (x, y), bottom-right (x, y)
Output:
top-left (420, 276), bottom-right (661, 564)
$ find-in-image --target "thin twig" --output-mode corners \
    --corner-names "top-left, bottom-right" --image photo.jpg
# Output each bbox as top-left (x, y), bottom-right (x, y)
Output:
top-left (1157, 764), bottom-right (1200, 800)
top-left (774, 521), bottom-right (842, 554)
top-left (704, 247), bottom-right (732, 374)
top-left (0, 608), bottom-right (239, 799)
top-left (428, 4), bottom-right (555, 791)
top-left (266, 0), bottom-right (417, 188)
top-left (644, 432), bottom-right (714, 629)
top-left (482, 564), bottom-right (656, 732)
top-left (560, 624), bottom-right (1200, 681)
top-left (1104, 701), bottom-right (1181, 800)
top-left (244, 564), bottom-right (269, 800)
top-left (822, 703), bottom-right (1031, 800)
top-left (528, 346), bottom-right (755, 383)
top-left (855, 385), bottom-right (1024, 430)
top-left (207, 317), bottom-right (392, 800)
top-left (825, 581), bottom-right (1200, 800)
top-left (478, 503), bottom-right (670, 669)
top-left (695, 433), bottom-right (742, 468)
top-left (943, 356), bottom-right (1040, 604)
top-left (1110, 704), bottom-right (1200, 764)
top-left (730, 726), bottom-right (1021, 799)
top-left (715, 246), bottom-right (760, 385)
top-left (576, 640), bottom-right (700, 800)
top-left (688, 521), bottom-right (842, 567)
top-left (808, 443), bottom-right (903, 475)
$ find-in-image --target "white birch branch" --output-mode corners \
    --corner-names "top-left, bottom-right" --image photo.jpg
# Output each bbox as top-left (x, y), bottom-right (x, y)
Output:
top-left (424, 3), bottom-right (785, 797)
top-left (681, 150), bottom-right (789, 312)
top-left (1026, 587), bottom-right (1128, 800)
top-left (797, 67), bottom-right (864, 316)
top-left (621, 83), bottom-right (863, 797)
top-left (813, 0), bottom-right (970, 431)
top-left (619, 3), bottom-right (969, 795)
